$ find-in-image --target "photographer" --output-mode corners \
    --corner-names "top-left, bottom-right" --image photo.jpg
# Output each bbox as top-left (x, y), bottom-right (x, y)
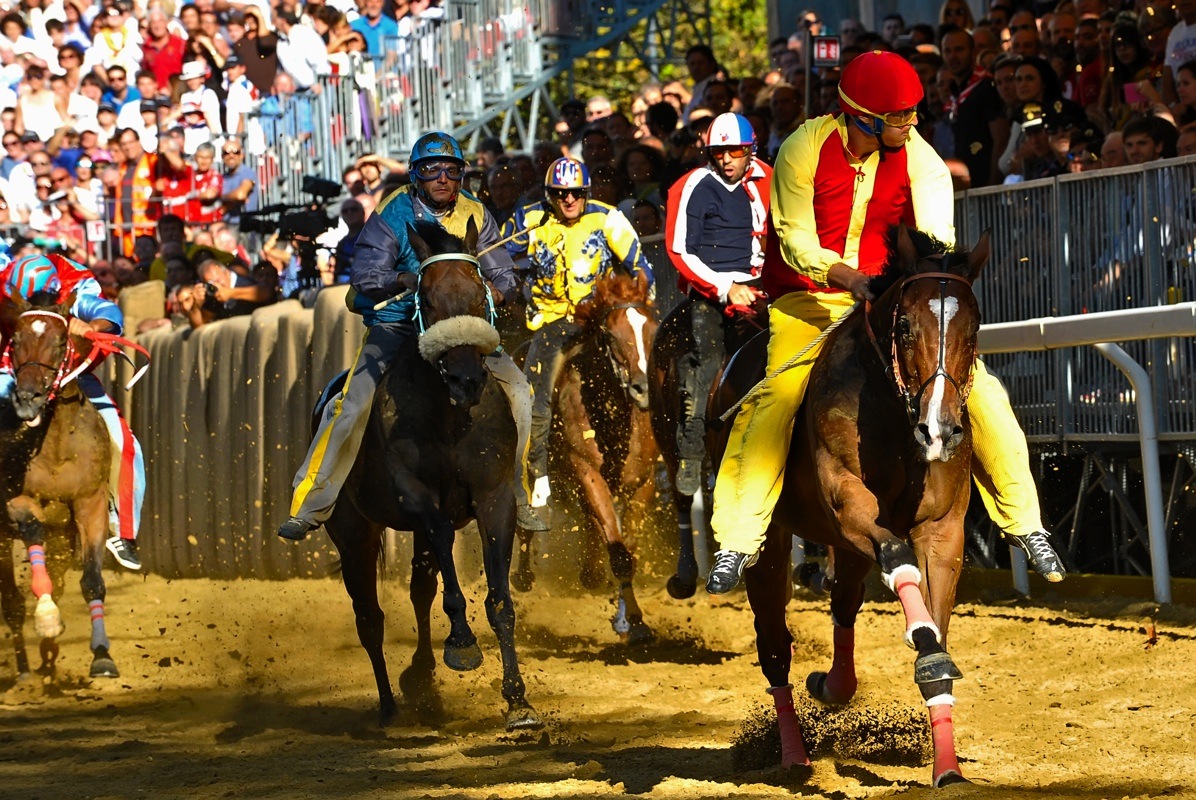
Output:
top-left (175, 256), bottom-right (279, 329)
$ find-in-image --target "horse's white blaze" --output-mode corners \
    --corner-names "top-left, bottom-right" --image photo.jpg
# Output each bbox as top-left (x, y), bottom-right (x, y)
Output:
top-left (31, 320), bottom-right (46, 335)
top-left (923, 297), bottom-right (959, 460)
top-left (626, 308), bottom-right (649, 375)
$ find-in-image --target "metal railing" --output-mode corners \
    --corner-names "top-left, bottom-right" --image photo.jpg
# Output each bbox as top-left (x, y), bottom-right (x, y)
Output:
top-left (956, 155), bottom-right (1196, 445)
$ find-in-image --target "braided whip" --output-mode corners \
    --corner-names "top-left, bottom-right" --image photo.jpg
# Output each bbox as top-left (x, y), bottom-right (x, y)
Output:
top-left (717, 300), bottom-right (861, 424)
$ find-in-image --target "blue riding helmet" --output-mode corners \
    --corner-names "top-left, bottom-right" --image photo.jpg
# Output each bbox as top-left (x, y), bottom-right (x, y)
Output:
top-left (409, 132), bottom-right (465, 167)
top-left (5, 254), bottom-right (61, 298)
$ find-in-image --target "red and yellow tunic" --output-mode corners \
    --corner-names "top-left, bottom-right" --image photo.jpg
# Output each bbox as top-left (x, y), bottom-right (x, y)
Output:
top-left (763, 113), bottom-right (954, 299)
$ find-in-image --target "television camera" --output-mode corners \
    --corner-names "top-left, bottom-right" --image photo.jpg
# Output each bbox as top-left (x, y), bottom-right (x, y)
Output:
top-left (240, 175), bottom-right (343, 292)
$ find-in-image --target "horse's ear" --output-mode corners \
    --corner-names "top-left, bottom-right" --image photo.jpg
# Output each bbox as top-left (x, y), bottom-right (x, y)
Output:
top-left (407, 223), bottom-right (432, 263)
top-left (0, 296), bottom-right (24, 330)
top-left (967, 229), bottom-right (991, 282)
top-left (896, 224), bottom-right (918, 271)
top-left (464, 216), bottom-right (479, 255)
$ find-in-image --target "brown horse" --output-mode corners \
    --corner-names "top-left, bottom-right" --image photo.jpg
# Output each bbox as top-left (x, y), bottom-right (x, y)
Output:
top-left (316, 220), bottom-right (540, 731)
top-left (513, 271), bottom-right (659, 643)
top-left (647, 295), bottom-right (766, 599)
top-left (713, 226), bottom-right (989, 786)
top-left (0, 293), bottom-right (118, 679)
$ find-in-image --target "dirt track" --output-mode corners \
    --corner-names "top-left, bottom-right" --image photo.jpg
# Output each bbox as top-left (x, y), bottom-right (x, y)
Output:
top-left (2, 556), bottom-right (1195, 800)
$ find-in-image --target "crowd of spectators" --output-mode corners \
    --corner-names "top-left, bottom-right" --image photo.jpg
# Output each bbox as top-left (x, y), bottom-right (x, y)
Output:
top-left (0, 0), bottom-right (1192, 334)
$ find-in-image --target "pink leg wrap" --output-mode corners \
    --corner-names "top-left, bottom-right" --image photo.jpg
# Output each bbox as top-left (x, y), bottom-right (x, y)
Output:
top-left (824, 624), bottom-right (857, 702)
top-left (929, 702), bottom-right (961, 782)
top-left (28, 545), bottom-right (52, 599)
top-left (769, 685), bottom-right (811, 767)
top-left (893, 572), bottom-right (934, 632)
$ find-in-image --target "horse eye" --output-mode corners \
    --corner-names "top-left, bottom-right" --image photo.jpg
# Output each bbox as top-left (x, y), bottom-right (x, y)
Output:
top-left (897, 318), bottom-right (913, 341)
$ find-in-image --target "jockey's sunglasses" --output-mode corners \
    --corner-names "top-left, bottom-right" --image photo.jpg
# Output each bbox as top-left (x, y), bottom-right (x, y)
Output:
top-left (548, 187), bottom-right (587, 201)
top-left (709, 145), bottom-right (751, 159)
top-left (413, 161), bottom-right (464, 181)
top-left (881, 108), bottom-right (918, 127)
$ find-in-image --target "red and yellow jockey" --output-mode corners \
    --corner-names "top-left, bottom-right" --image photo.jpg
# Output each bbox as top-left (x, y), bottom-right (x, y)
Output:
top-left (705, 51), bottom-right (1065, 593)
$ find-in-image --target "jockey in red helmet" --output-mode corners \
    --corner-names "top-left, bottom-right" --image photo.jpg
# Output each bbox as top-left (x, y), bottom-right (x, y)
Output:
top-left (705, 50), bottom-right (1065, 595)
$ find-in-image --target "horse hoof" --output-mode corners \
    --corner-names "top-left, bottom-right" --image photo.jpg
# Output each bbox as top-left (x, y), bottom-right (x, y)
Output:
top-left (33, 596), bottom-right (64, 639)
top-left (90, 657), bottom-right (120, 678)
top-left (378, 697), bottom-right (398, 727)
top-left (914, 651), bottom-right (963, 684)
top-left (805, 671), bottom-right (855, 705)
top-left (510, 568), bottom-right (535, 594)
top-left (626, 622), bottom-right (655, 646)
top-left (579, 567), bottom-right (606, 591)
top-left (38, 637), bottom-right (59, 670)
top-left (934, 770), bottom-right (969, 787)
top-left (666, 575), bottom-right (696, 599)
top-left (505, 704), bottom-right (544, 731)
top-left (443, 642), bottom-right (483, 672)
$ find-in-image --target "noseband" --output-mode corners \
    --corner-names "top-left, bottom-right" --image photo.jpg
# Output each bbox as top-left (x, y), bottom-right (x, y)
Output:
top-left (863, 271), bottom-right (975, 424)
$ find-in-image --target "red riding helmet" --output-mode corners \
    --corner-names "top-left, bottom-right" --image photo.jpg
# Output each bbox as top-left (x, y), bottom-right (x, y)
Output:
top-left (838, 50), bottom-right (924, 119)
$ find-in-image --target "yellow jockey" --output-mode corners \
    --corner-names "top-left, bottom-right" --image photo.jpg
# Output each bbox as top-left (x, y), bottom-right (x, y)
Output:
top-left (705, 50), bottom-right (1066, 593)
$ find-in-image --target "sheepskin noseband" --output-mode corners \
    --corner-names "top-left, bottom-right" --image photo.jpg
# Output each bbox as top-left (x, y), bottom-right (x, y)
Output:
top-left (418, 315), bottom-right (501, 362)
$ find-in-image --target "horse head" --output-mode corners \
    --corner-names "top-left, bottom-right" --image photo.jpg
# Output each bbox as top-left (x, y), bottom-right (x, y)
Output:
top-left (1, 290), bottom-right (78, 427)
top-left (867, 225), bottom-right (989, 463)
top-left (408, 218), bottom-right (500, 409)
top-left (574, 270), bottom-right (656, 411)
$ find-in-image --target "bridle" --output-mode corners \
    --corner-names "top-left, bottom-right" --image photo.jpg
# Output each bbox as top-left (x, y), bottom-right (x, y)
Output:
top-left (863, 270), bottom-right (976, 425)
top-left (4, 309), bottom-right (151, 406)
top-left (412, 251), bottom-right (497, 336)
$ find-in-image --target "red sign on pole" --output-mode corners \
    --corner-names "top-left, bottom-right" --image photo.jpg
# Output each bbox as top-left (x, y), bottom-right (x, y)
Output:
top-left (812, 35), bottom-right (841, 68)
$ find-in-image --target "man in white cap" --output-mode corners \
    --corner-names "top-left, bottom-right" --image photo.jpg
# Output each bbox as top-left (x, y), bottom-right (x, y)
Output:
top-left (179, 60), bottom-right (223, 136)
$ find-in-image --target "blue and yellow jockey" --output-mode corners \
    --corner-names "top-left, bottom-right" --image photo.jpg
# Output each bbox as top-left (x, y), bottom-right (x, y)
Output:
top-left (501, 157), bottom-right (654, 507)
top-left (280, 132), bottom-right (549, 541)
top-left (0, 252), bottom-right (146, 570)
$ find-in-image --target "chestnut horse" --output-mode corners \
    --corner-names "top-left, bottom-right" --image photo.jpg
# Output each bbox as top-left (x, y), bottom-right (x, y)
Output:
top-left (0, 293), bottom-right (118, 679)
top-left (512, 271), bottom-right (658, 643)
top-left (647, 296), bottom-right (766, 599)
top-left (316, 220), bottom-right (540, 731)
top-left (713, 227), bottom-right (989, 786)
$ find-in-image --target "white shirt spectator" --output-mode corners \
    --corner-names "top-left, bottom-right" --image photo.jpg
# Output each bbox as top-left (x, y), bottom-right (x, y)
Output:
top-left (81, 26), bottom-right (143, 75)
top-left (7, 164), bottom-right (37, 220)
top-left (180, 85), bottom-right (224, 136)
top-left (276, 22), bottom-right (329, 89)
top-left (224, 72), bottom-right (258, 136)
top-left (1165, 19), bottom-right (1196, 76)
top-left (72, 177), bottom-right (103, 219)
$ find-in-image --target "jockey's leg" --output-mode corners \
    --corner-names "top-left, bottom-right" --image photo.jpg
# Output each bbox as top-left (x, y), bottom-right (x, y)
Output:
top-left (675, 295), bottom-right (726, 495)
top-left (522, 319), bottom-right (578, 506)
top-left (487, 350), bottom-right (548, 531)
top-left (707, 292), bottom-right (855, 593)
top-left (968, 360), bottom-right (1065, 581)
top-left (77, 374), bottom-right (142, 542)
top-left (284, 323), bottom-right (408, 539)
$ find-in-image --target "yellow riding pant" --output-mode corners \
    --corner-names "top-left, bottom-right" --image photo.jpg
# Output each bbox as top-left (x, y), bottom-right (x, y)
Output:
top-left (710, 290), bottom-right (1043, 554)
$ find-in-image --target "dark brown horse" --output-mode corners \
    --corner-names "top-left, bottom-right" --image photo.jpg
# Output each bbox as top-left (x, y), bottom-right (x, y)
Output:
top-left (0, 293), bottom-right (118, 679)
top-left (317, 220), bottom-right (540, 731)
top-left (713, 227), bottom-right (988, 786)
top-left (513, 271), bottom-right (659, 643)
top-left (647, 295), bottom-right (766, 599)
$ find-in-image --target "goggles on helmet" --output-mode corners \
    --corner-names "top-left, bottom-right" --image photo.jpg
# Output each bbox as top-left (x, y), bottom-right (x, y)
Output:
top-left (413, 160), bottom-right (465, 182)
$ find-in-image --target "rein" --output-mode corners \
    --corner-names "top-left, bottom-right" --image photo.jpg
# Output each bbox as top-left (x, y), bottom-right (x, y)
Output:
top-left (862, 271), bottom-right (975, 424)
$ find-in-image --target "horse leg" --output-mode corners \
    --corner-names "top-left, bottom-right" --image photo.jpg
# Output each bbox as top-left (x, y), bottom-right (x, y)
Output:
top-left (510, 526), bottom-right (536, 594)
top-left (745, 524), bottom-right (810, 770)
top-left (74, 491), bottom-right (118, 678)
top-left (666, 490), bottom-right (698, 599)
top-left (326, 504), bottom-right (397, 725)
top-left (566, 450), bottom-right (632, 636)
top-left (0, 539), bottom-right (31, 677)
top-left (399, 527), bottom-right (442, 721)
top-left (805, 547), bottom-right (869, 706)
top-left (421, 515), bottom-right (481, 673)
top-left (475, 486), bottom-right (542, 731)
top-left (9, 498), bottom-right (62, 642)
top-left (613, 476), bottom-right (656, 645)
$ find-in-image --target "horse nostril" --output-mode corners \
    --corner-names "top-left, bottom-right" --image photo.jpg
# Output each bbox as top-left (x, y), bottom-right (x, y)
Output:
top-left (915, 423), bottom-right (932, 444)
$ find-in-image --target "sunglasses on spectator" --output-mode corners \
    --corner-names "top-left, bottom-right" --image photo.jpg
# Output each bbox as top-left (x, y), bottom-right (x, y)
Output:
top-left (59, 52), bottom-right (79, 61)
top-left (78, 159), bottom-right (93, 169)
top-left (222, 147), bottom-right (242, 155)
top-left (709, 145), bottom-right (751, 159)
top-left (31, 158), bottom-right (50, 166)
top-left (547, 187), bottom-right (586, 201)
top-left (881, 108), bottom-right (918, 127)
top-left (413, 161), bottom-right (464, 181)
top-left (3, 139), bottom-right (18, 148)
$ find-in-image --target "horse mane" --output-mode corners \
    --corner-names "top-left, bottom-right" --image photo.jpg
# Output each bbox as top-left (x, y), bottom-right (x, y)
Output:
top-left (868, 227), bottom-right (971, 298)
top-left (27, 290), bottom-right (62, 310)
top-left (411, 219), bottom-right (471, 256)
top-left (573, 270), bottom-right (647, 329)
